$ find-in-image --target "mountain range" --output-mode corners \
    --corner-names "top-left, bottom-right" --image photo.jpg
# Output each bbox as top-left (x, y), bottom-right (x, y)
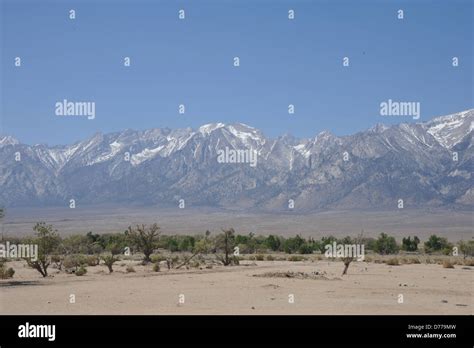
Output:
top-left (0, 109), bottom-right (472, 211)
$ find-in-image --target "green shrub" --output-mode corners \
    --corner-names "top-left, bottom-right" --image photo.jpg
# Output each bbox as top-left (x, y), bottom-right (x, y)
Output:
top-left (265, 235), bottom-right (282, 251)
top-left (288, 255), bottom-right (305, 262)
top-left (152, 263), bottom-right (160, 272)
top-left (374, 233), bottom-right (399, 255)
top-left (266, 255), bottom-right (275, 261)
top-left (283, 235), bottom-right (305, 254)
top-left (424, 235), bottom-right (451, 254)
top-left (102, 255), bottom-right (118, 273)
top-left (0, 262), bottom-right (15, 279)
top-left (63, 254), bottom-right (88, 272)
top-left (85, 255), bottom-right (100, 266)
top-left (402, 236), bottom-right (420, 252)
top-left (75, 265), bottom-right (87, 276)
top-left (386, 258), bottom-right (399, 266)
top-left (255, 254), bottom-right (265, 261)
top-left (150, 254), bottom-right (165, 263)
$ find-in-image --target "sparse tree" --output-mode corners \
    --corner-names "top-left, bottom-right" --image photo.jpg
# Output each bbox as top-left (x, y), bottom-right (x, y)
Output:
top-left (126, 224), bottom-right (161, 263)
top-left (101, 239), bottom-right (125, 273)
top-left (102, 255), bottom-right (117, 273)
top-left (341, 233), bottom-right (363, 276)
top-left (216, 228), bottom-right (236, 266)
top-left (458, 240), bottom-right (474, 259)
top-left (26, 222), bottom-right (61, 277)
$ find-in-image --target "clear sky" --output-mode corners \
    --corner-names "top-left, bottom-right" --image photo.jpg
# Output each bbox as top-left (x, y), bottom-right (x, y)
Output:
top-left (1, 0), bottom-right (472, 145)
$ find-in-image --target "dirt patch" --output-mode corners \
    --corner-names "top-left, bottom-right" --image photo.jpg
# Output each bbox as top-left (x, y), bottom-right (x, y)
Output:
top-left (253, 271), bottom-right (341, 281)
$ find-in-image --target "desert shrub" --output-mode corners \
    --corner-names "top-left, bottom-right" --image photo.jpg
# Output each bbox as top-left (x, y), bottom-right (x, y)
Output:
top-left (266, 255), bottom-right (275, 261)
top-left (85, 255), bottom-right (100, 266)
top-left (0, 262), bottom-right (15, 279)
top-left (288, 255), bottom-right (305, 262)
top-left (264, 235), bottom-right (282, 252)
top-left (364, 256), bottom-right (373, 263)
top-left (102, 255), bottom-right (118, 273)
top-left (255, 254), bottom-right (265, 261)
top-left (401, 236), bottom-right (420, 252)
top-left (298, 243), bottom-right (314, 254)
top-left (62, 235), bottom-right (90, 254)
top-left (126, 265), bottom-right (136, 273)
top-left (190, 261), bottom-right (201, 268)
top-left (463, 259), bottom-right (474, 266)
top-left (409, 257), bottom-right (421, 264)
top-left (152, 263), bottom-right (160, 272)
top-left (283, 235), bottom-right (306, 254)
top-left (458, 240), bottom-right (474, 259)
top-left (179, 236), bottom-right (196, 252)
top-left (75, 265), bottom-right (87, 276)
top-left (360, 237), bottom-right (377, 251)
top-left (434, 257), bottom-right (445, 264)
top-left (424, 235), bottom-right (452, 254)
top-left (161, 237), bottom-right (179, 252)
top-left (374, 233), bottom-right (399, 255)
top-left (50, 254), bottom-right (64, 270)
top-left (100, 234), bottom-right (128, 255)
top-left (63, 254), bottom-right (88, 272)
top-left (150, 254), bottom-right (166, 263)
top-left (442, 260), bottom-right (454, 269)
top-left (386, 258), bottom-right (399, 266)
top-left (319, 236), bottom-right (338, 253)
top-left (247, 255), bottom-right (256, 261)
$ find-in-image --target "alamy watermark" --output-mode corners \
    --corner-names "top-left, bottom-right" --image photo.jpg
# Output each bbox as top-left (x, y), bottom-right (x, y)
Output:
top-left (324, 242), bottom-right (365, 261)
top-left (55, 99), bottom-right (95, 120)
top-left (380, 99), bottom-right (420, 120)
top-left (217, 146), bottom-right (257, 167)
top-left (0, 242), bottom-right (38, 261)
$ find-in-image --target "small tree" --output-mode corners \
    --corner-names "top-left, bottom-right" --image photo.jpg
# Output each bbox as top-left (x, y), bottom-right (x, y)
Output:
top-left (216, 228), bottom-right (236, 266)
top-left (126, 224), bottom-right (160, 263)
top-left (341, 233), bottom-right (364, 276)
top-left (175, 235), bottom-right (212, 269)
top-left (26, 222), bottom-right (61, 277)
top-left (374, 233), bottom-right (398, 255)
top-left (458, 240), bottom-right (474, 259)
top-left (101, 240), bottom-right (124, 273)
top-left (283, 235), bottom-right (305, 254)
top-left (424, 234), bottom-right (451, 254)
top-left (265, 235), bottom-right (281, 251)
top-left (401, 236), bottom-right (420, 252)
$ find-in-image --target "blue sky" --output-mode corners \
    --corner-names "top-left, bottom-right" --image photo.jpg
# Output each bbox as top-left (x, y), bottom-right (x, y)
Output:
top-left (1, 0), bottom-right (472, 145)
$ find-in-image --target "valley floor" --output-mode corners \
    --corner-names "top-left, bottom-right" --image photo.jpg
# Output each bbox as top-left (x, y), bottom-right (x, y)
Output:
top-left (1, 260), bottom-right (472, 315)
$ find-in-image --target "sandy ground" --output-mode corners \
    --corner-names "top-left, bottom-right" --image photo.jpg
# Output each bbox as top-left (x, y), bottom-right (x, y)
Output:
top-left (1, 260), bottom-right (472, 315)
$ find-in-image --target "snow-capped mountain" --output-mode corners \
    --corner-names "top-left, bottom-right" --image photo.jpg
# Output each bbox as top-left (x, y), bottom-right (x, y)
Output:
top-left (0, 109), bottom-right (472, 210)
